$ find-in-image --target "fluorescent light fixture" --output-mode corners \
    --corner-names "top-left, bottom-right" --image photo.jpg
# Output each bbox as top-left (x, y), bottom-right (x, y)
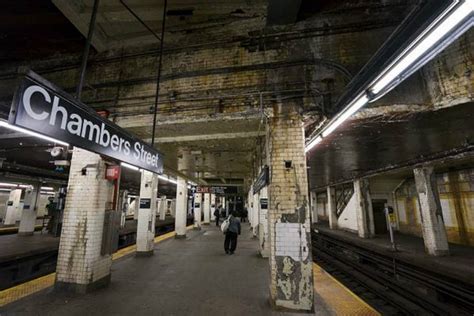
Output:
top-left (0, 120), bottom-right (69, 146)
top-left (304, 136), bottom-right (323, 153)
top-left (371, 1), bottom-right (473, 95)
top-left (121, 162), bottom-right (140, 171)
top-left (40, 191), bottom-right (55, 195)
top-left (41, 186), bottom-right (54, 191)
top-left (322, 94), bottom-right (369, 138)
top-left (0, 189), bottom-right (11, 192)
top-left (158, 175), bottom-right (178, 185)
top-left (0, 182), bottom-right (29, 188)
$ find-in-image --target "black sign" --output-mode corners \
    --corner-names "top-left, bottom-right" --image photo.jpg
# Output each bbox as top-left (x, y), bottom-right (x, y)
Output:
top-left (9, 71), bottom-right (163, 174)
top-left (140, 198), bottom-right (151, 209)
top-left (260, 198), bottom-right (268, 210)
top-left (253, 165), bottom-right (269, 194)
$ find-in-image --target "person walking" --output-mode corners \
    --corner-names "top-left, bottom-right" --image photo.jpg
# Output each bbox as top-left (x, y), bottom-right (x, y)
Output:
top-left (224, 211), bottom-right (241, 255)
top-left (214, 204), bottom-right (221, 226)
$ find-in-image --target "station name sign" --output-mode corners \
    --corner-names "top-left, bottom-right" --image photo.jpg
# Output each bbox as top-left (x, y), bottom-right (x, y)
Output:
top-left (9, 71), bottom-right (163, 174)
top-left (253, 165), bottom-right (269, 194)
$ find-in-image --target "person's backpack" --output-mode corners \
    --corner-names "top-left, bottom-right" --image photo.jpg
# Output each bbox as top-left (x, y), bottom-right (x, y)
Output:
top-left (221, 216), bottom-right (231, 233)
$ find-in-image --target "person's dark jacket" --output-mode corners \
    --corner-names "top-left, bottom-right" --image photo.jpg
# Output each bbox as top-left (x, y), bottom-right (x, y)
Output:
top-left (227, 216), bottom-right (241, 234)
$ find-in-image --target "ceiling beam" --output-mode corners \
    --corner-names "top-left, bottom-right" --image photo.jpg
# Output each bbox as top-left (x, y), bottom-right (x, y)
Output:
top-left (114, 109), bottom-right (263, 129)
top-left (145, 131), bottom-right (265, 143)
top-left (52, 0), bottom-right (109, 52)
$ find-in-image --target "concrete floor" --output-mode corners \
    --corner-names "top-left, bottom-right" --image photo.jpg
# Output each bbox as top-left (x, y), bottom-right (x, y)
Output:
top-left (2, 224), bottom-right (332, 316)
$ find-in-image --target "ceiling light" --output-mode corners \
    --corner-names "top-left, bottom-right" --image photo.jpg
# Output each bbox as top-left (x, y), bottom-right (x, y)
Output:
top-left (0, 182), bottom-right (29, 188)
top-left (322, 94), bottom-right (369, 138)
top-left (41, 186), bottom-right (54, 191)
top-left (0, 120), bottom-right (69, 146)
top-left (158, 175), bottom-right (178, 185)
top-left (370, 1), bottom-right (473, 95)
top-left (121, 162), bottom-right (140, 171)
top-left (304, 136), bottom-right (323, 153)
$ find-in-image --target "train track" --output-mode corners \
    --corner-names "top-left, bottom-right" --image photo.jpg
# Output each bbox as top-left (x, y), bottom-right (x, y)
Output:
top-left (311, 229), bottom-right (474, 315)
top-left (0, 218), bottom-right (192, 290)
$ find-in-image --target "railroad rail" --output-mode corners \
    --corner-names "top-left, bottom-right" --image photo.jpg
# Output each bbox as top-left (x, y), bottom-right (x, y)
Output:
top-left (311, 229), bottom-right (474, 315)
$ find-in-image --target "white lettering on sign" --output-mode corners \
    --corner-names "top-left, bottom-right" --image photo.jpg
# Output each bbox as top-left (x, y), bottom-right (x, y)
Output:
top-left (21, 84), bottom-right (159, 169)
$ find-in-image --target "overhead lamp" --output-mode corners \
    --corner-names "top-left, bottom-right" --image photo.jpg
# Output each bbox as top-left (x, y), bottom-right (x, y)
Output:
top-left (304, 136), bottom-right (323, 154)
top-left (0, 182), bottom-right (29, 188)
top-left (158, 175), bottom-right (178, 185)
top-left (0, 188), bottom-right (11, 192)
top-left (370, 0), bottom-right (474, 96)
top-left (41, 186), bottom-right (54, 191)
top-left (322, 94), bottom-right (369, 138)
top-left (40, 191), bottom-right (55, 195)
top-left (304, 0), bottom-right (473, 154)
top-left (121, 162), bottom-right (140, 171)
top-left (0, 120), bottom-right (69, 146)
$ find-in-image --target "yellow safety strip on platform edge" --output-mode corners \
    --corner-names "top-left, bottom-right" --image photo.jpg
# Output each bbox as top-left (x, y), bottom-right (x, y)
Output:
top-left (0, 225), bottom-right (194, 307)
top-left (313, 263), bottom-right (380, 316)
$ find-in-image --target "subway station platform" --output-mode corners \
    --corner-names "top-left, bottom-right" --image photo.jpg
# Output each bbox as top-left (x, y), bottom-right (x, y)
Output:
top-left (313, 223), bottom-right (474, 286)
top-left (1, 224), bottom-right (379, 315)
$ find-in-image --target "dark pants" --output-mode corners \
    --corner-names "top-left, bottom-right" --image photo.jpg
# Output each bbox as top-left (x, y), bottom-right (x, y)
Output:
top-left (215, 216), bottom-right (220, 226)
top-left (224, 232), bottom-right (238, 253)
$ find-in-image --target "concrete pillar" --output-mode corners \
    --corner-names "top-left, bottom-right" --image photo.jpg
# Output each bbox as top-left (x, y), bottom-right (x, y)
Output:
top-left (170, 199), bottom-right (176, 218)
top-left (193, 193), bottom-right (202, 230)
top-left (18, 184), bottom-right (40, 235)
top-left (310, 190), bottom-right (318, 224)
top-left (175, 177), bottom-right (188, 238)
top-left (136, 170), bottom-right (158, 256)
top-left (258, 186), bottom-right (270, 257)
top-left (159, 196), bottom-right (167, 221)
top-left (55, 148), bottom-right (114, 293)
top-left (414, 166), bottom-right (449, 256)
top-left (4, 189), bottom-right (22, 225)
top-left (326, 187), bottom-right (337, 229)
top-left (267, 105), bottom-right (313, 311)
top-left (203, 193), bottom-right (210, 224)
top-left (354, 179), bottom-right (375, 238)
top-left (210, 194), bottom-right (216, 221)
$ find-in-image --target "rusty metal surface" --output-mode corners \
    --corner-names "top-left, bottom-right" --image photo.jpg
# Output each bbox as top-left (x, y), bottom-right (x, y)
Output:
top-left (307, 102), bottom-right (474, 189)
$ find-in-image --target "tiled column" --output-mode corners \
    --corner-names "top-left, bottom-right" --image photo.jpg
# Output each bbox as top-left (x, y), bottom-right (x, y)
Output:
top-left (159, 196), bottom-right (167, 221)
top-left (193, 193), bottom-right (202, 230)
top-left (252, 192), bottom-right (259, 237)
top-left (326, 187), bottom-right (337, 229)
top-left (132, 198), bottom-right (139, 220)
top-left (4, 189), bottom-right (22, 225)
top-left (136, 170), bottom-right (158, 256)
top-left (175, 177), bottom-right (188, 238)
top-left (18, 184), bottom-right (40, 235)
top-left (414, 166), bottom-right (449, 256)
top-left (354, 179), bottom-right (375, 238)
top-left (267, 105), bottom-right (313, 311)
top-left (55, 148), bottom-right (114, 293)
top-left (259, 186), bottom-right (270, 257)
top-left (170, 199), bottom-right (176, 218)
top-left (310, 191), bottom-right (318, 224)
top-left (203, 193), bottom-right (210, 224)
top-left (210, 194), bottom-right (216, 221)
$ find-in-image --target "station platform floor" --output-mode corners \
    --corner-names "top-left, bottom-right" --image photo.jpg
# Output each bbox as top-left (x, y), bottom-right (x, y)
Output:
top-left (1, 224), bottom-right (379, 315)
top-left (313, 222), bottom-right (474, 285)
